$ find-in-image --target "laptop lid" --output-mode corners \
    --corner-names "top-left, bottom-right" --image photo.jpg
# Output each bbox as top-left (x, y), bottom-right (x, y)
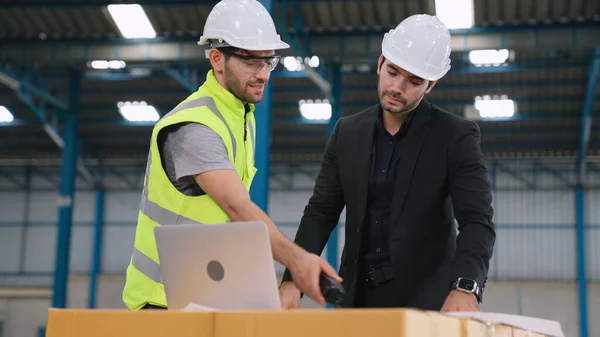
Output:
top-left (154, 221), bottom-right (281, 311)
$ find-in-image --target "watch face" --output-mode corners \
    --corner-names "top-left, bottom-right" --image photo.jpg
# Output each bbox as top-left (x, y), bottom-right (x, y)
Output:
top-left (458, 278), bottom-right (476, 291)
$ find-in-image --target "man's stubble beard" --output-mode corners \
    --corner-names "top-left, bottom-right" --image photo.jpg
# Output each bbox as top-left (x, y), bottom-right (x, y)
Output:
top-left (224, 65), bottom-right (246, 102)
top-left (224, 64), bottom-right (265, 104)
top-left (378, 82), bottom-right (423, 115)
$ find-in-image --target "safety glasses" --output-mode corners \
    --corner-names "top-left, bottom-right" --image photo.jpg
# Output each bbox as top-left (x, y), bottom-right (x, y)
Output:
top-left (219, 48), bottom-right (281, 74)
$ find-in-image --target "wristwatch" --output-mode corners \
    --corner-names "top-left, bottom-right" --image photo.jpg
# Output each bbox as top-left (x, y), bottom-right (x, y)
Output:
top-left (450, 277), bottom-right (481, 302)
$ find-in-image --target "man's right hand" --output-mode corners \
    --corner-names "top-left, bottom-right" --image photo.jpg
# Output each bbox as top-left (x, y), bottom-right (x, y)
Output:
top-left (287, 250), bottom-right (342, 306)
top-left (279, 281), bottom-right (301, 309)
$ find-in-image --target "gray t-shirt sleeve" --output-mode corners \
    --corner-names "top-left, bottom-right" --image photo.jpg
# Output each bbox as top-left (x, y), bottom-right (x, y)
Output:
top-left (160, 122), bottom-right (234, 189)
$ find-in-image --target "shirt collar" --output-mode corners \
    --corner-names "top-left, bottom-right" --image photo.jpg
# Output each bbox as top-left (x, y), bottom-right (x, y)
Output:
top-left (376, 102), bottom-right (417, 131)
top-left (202, 69), bottom-right (255, 120)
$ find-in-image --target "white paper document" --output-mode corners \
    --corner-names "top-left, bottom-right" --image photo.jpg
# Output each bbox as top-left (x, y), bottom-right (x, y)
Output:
top-left (444, 311), bottom-right (565, 337)
top-left (181, 302), bottom-right (219, 312)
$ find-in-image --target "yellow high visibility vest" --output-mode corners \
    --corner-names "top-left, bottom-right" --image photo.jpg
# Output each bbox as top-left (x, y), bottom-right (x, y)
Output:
top-left (122, 70), bottom-right (257, 310)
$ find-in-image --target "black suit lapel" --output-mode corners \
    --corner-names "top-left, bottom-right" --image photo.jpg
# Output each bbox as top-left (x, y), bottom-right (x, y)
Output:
top-left (354, 106), bottom-right (378, 227)
top-left (390, 101), bottom-right (433, 226)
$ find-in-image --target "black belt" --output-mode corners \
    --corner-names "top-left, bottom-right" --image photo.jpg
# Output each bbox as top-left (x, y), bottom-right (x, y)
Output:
top-left (364, 266), bottom-right (395, 288)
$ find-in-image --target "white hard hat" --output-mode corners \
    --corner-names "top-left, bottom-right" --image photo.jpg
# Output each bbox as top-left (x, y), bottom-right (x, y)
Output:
top-left (198, 0), bottom-right (290, 51)
top-left (381, 14), bottom-right (452, 81)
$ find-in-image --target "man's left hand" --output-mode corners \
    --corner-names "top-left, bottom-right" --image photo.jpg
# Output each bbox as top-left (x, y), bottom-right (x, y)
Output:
top-left (440, 290), bottom-right (479, 312)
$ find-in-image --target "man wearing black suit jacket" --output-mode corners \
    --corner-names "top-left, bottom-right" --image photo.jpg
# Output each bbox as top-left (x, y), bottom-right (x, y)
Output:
top-left (279, 14), bottom-right (495, 312)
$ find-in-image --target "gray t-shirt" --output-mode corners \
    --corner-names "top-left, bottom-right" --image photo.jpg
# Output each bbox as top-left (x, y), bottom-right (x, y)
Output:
top-left (158, 122), bottom-right (234, 196)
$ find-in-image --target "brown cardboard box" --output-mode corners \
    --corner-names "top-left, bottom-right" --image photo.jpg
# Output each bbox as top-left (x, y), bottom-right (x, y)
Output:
top-left (513, 329), bottom-right (545, 337)
top-left (45, 309), bottom-right (214, 337)
top-left (215, 309), bottom-right (461, 337)
top-left (460, 318), bottom-right (514, 337)
top-left (459, 317), bottom-right (549, 337)
top-left (45, 308), bottom-right (462, 337)
top-left (445, 311), bottom-right (560, 337)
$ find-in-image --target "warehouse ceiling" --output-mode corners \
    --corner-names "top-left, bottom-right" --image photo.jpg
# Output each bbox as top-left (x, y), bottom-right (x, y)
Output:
top-left (0, 0), bottom-right (599, 176)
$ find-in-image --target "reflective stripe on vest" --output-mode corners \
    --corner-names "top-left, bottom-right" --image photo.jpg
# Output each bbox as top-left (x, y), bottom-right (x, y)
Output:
top-left (247, 119), bottom-right (255, 153)
top-left (131, 96), bottom-right (239, 283)
top-left (132, 247), bottom-right (162, 283)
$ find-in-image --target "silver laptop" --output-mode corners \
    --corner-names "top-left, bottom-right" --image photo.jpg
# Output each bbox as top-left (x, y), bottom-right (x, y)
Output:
top-left (154, 221), bottom-right (282, 311)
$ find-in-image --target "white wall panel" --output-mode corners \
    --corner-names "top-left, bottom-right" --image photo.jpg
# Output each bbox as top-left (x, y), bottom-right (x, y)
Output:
top-left (0, 169), bottom-right (599, 288)
top-left (0, 161), bottom-right (599, 337)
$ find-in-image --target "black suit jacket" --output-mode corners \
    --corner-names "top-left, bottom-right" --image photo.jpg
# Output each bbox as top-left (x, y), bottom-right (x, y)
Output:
top-left (282, 100), bottom-right (496, 309)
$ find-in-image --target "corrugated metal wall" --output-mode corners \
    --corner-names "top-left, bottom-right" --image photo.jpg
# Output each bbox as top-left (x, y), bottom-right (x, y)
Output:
top-left (0, 158), bottom-right (598, 285)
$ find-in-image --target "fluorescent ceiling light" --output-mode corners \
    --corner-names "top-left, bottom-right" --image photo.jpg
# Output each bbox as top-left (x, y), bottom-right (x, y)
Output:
top-left (474, 95), bottom-right (515, 118)
top-left (283, 56), bottom-right (320, 71)
top-left (0, 106), bottom-right (14, 123)
top-left (469, 49), bottom-right (510, 66)
top-left (89, 60), bottom-right (127, 70)
top-left (299, 99), bottom-right (332, 120)
top-left (434, 0), bottom-right (474, 29)
top-left (107, 4), bottom-right (156, 39)
top-left (305, 56), bottom-right (320, 68)
top-left (117, 101), bottom-right (159, 122)
top-left (284, 57), bottom-right (304, 71)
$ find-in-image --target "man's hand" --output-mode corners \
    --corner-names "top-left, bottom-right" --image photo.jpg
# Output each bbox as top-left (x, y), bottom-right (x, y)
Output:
top-left (440, 290), bottom-right (479, 312)
top-left (279, 281), bottom-right (301, 310)
top-left (287, 251), bottom-right (342, 306)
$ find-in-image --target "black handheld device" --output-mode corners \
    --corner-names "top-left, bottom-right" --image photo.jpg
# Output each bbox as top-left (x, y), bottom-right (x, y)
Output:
top-left (319, 273), bottom-right (346, 308)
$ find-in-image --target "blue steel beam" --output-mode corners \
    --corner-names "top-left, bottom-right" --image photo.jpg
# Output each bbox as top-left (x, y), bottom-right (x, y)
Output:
top-left (18, 167), bottom-right (32, 273)
top-left (250, 0), bottom-right (276, 213)
top-left (325, 61), bottom-right (342, 283)
top-left (1, 23), bottom-right (597, 66)
top-left (274, 0), bottom-right (332, 101)
top-left (3, 111), bottom-right (593, 129)
top-left (0, 66), bottom-right (67, 110)
top-left (574, 47), bottom-right (599, 337)
top-left (0, 66), bottom-right (95, 185)
top-left (88, 187), bottom-right (105, 308)
top-left (165, 65), bottom-right (199, 93)
top-left (575, 188), bottom-right (588, 337)
top-left (3, 78), bottom-right (583, 96)
top-left (51, 68), bottom-right (81, 309)
top-left (3, 61), bottom-right (587, 87)
top-left (577, 48), bottom-right (600, 179)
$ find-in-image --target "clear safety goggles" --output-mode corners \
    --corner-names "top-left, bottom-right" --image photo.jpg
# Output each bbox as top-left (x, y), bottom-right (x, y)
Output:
top-left (219, 48), bottom-right (281, 74)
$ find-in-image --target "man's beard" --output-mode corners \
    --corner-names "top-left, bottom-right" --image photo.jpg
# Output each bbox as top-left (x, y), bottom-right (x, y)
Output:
top-left (224, 65), bottom-right (265, 104)
top-left (378, 84), bottom-right (422, 114)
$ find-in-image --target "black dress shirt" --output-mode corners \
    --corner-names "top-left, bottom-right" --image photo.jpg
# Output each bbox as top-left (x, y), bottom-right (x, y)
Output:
top-left (362, 106), bottom-right (416, 264)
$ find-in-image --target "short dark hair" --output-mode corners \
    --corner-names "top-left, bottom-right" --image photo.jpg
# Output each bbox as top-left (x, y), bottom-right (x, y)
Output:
top-left (208, 47), bottom-right (234, 71)
top-left (378, 55), bottom-right (434, 88)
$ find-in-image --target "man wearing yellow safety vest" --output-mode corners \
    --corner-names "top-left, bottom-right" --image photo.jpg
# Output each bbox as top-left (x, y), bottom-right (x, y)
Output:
top-left (122, 0), bottom-right (342, 311)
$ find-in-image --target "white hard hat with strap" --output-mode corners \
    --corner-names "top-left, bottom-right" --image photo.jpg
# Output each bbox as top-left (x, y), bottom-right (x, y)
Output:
top-left (198, 0), bottom-right (290, 52)
top-left (382, 14), bottom-right (452, 81)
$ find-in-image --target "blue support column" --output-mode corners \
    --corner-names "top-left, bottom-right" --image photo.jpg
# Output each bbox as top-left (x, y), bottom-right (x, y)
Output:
top-left (574, 47), bottom-right (599, 337)
top-left (88, 187), bottom-right (105, 308)
top-left (250, 0), bottom-right (274, 213)
top-left (18, 166), bottom-right (32, 273)
top-left (575, 186), bottom-right (588, 337)
top-left (51, 68), bottom-right (81, 308)
top-left (325, 61), bottom-right (342, 272)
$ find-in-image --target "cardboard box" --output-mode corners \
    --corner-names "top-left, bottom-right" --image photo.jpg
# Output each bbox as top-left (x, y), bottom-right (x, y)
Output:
top-left (513, 330), bottom-right (545, 337)
top-left (45, 308), bottom-right (561, 337)
top-left (45, 309), bottom-right (215, 337)
top-left (214, 309), bottom-right (461, 337)
top-left (45, 308), bottom-right (462, 337)
top-left (445, 312), bottom-right (562, 337)
top-left (459, 318), bottom-right (514, 337)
